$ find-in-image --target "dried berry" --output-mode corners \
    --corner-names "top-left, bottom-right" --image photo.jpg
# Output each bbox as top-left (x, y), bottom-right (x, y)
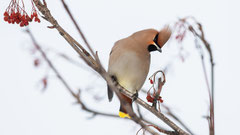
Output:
top-left (150, 79), bottom-right (154, 84)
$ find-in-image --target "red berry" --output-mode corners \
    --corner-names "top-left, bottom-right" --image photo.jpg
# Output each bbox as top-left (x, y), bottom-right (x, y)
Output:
top-left (12, 12), bottom-right (16, 17)
top-left (21, 15), bottom-right (26, 21)
top-left (150, 79), bottom-right (153, 84)
top-left (31, 14), bottom-right (34, 19)
top-left (175, 35), bottom-right (180, 39)
top-left (24, 21), bottom-right (29, 26)
top-left (18, 13), bottom-right (22, 19)
top-left (34, 59), bottom-right (40, 67)
top-left (16, 19), bottom-right (20, 24)
top-left (159, 98), bottom-right (163, 103)
top-left (34, 17), bottom-right (41, 22)
top-left (20, 22), bottom-right (24, 27)
top-left (16, 12), bottom-right (20, 18)
top-left (4, 16), bottom-right (8, 21)
top-left (146, 94), bottom-right (154, 103)
top-left (10, 13), bottom-right (13, 19)
top-left (33, 12), bottom-right (37, 17)
top-left (26, 15), bottom-right (32, 22)
top-left (4, 11), bottom-right (9, 17)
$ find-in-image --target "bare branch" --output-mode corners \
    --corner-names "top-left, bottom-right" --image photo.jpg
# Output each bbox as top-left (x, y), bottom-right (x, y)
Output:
top-left (33, 0), bottom-right (98, 70)
top-left (26, 28), bottom-right (119, 118)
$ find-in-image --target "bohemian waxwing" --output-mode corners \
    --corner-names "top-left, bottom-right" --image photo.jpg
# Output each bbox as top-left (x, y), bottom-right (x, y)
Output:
top-left (108, 27), bottom-right (171, 118)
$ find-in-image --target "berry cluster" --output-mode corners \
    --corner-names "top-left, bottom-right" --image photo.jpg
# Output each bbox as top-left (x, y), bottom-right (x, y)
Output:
top-left (3, 0), bottom-right (40, 27)
top-left (31, 12), bottom-right (40, 23)
top-left (4, 11), bottom-right (31, 27)
top-left (146, 93), bottom-right (163, 103)
top-left (175, 21), bottom-right (187, 43)
top-left (146, 71), bottom-right (165, 104)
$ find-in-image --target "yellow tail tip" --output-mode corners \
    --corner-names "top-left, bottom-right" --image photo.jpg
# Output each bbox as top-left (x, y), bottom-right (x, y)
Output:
top-left (119, 111), bottom-right (131, 119)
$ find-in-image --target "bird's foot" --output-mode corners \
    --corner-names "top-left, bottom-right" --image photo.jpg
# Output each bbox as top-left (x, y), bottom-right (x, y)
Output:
top-left (111, 75), bottom-right (118, 86)
top-left (132, 92), bottom-right (138, 102)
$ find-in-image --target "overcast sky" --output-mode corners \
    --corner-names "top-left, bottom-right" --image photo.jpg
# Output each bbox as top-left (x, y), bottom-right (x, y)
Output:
top-left (0, 0), bottom-right (239, 135)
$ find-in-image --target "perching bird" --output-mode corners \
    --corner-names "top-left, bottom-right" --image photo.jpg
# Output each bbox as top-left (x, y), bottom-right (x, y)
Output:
top-left (107, 27), bottom-right (171, 118)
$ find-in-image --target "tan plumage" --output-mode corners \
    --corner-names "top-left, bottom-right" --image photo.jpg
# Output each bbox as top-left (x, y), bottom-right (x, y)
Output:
top-left (108, 27), bottom-right (171, 118)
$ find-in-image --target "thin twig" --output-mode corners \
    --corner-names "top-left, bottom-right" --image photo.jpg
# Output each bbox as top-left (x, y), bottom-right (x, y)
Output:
top-left (163, 105), bottom-right (194, 135)
top-left (33, 0), bottom-right (98, 69)
top-left (26, 28), bottom-right (119, 118)
top-left (60, 0), bottom-right (96, 59)
top-left (177, 17), bottom-right (215, 135)
top-left (136, 103), bottom-right (177, 134)
top-left (137, 124), bottom-right (177, 135)
top-left (187, 20), bottom-right (215, 135)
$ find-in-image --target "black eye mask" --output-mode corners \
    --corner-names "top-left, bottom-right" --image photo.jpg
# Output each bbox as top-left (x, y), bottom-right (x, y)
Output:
top-left (153, 33), bottom-right (159, 46)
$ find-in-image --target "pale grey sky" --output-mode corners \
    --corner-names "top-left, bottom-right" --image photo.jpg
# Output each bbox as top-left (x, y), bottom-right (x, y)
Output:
top-left (0, 0), bottom-right (239, 135)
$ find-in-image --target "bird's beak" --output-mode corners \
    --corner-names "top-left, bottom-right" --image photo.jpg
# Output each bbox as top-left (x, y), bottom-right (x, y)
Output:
top-left (154, 43), bottom-right (162, 53)
top-left (149, 41), bottom-right (162, 53)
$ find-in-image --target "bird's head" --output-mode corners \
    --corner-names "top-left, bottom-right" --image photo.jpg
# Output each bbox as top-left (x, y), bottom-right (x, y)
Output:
top-left (131, 26), bottom-right (172, 53)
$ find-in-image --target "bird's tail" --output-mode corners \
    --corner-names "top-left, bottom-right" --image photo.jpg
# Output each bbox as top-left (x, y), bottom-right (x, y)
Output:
top-left (119, 93), bottom-right (132, 119)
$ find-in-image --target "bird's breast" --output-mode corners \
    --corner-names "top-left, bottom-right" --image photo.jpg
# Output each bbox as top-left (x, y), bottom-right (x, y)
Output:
top-left (108, 51), bottom-right (150, 93)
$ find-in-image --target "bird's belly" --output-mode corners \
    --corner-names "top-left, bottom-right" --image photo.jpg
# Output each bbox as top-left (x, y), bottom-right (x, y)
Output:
top-left (109, 52), bottom-right (150, 93)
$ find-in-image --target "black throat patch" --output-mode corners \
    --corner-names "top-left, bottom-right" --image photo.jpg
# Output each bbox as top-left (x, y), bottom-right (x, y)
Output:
top-left (148, 44), bottom-right (157, 52)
